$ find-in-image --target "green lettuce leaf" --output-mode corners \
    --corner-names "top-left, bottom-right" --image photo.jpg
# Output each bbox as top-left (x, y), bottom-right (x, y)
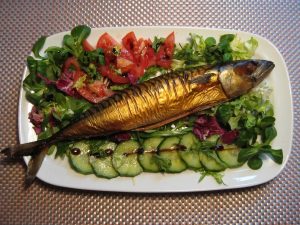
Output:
top-left (230, 36), bottom-right (258, 60)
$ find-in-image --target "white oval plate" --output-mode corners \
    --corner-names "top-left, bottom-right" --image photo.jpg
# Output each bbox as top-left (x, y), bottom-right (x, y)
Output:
top-left (19, 27), bottom-right (293, 192)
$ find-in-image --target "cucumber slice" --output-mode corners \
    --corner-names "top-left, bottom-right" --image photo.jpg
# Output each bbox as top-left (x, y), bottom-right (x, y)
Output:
top-left (112, 140), bottom-right (143, 177)
top-left (68, 142), bottom-right (93, 175)
top-left (138, 137), bottom-right (164, 172)
top-left (179, 132), bottom-right (202, 169)
top-left (199, 151), bottom-right (226, 172)
top-left (89, 142), bottom-right (119, 179)
top-left (217, 146), bottom-right (244, 168)
top-left (158, 137), bottom-right (187, 173)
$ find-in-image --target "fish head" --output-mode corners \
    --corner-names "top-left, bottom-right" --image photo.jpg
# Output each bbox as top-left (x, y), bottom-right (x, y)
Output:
top-left (218, 60), bottom-right (275, 98)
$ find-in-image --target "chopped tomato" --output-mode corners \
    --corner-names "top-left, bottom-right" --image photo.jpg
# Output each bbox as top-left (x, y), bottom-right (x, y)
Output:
top-left (117, 57), bottom-right (134, 73)
top-left (164, 32), bottom-right (175, 57)
top-left (82, 39), bottom-right (95, 51)
top-left (97, 33), bottom-right (122, 66)
top-left (97, 32), bottom-right (120, 50)
top-left (133, 38), bottom-right (148, 61)
top-left (130, 64), bottom-right (145, 78)
top-left (104, 51), bottom-right (117, 65)
top-left (119, 48), bottom-right (135, 62)
top-left (156, 56), bottom-right (172, 68)
top-left (63, 57), bottom-right (80, 72)
top-left (99, 66), bottom-right (129, 84)
top-left (128, 64), bottom-right (145, 84)
top-left (73, 70), bottom-right (84, 82)
top-left (131, 38), bottom-right (156, 69)
top-left (142, 46), bottom-right (156, 68)
top-left (77, 87), bottom-right (106, 104)
top-left (122, 32), bottom-right (137, 52)
top-left (156, 32), bottom-right (175, 69)
top-left (88, 81), bottom-right (105, 96)
top-left (94, 31), bottom-right (176, 84)
top-left (74, 71), bottom-right (113, 103)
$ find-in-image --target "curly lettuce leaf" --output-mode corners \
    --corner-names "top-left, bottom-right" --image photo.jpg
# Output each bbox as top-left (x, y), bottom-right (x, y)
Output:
top-left (230, 36), bottom-right (258, 60)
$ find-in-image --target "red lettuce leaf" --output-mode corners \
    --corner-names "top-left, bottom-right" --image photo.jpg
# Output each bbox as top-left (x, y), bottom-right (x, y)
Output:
top-left (221, 130), bottom-right (239, 144)
top-left (193, 115), bottom-right (225, 140)
top-left (28, 106), bottom-right (44, 135)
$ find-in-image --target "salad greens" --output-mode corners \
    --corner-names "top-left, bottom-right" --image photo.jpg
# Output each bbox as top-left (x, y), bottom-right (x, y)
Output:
top-left (172, 33), bottom-right (258, 69)
top-left (63, 25), bottom-right (91, 57)
top-left (32, 36), bottom-right (47, 58)
top-left (24, 26), bottom-right (97, 139)
top-left (24, 25), bottom-right (282, 184)
top-left (212, 88), bottom-right (282, 170)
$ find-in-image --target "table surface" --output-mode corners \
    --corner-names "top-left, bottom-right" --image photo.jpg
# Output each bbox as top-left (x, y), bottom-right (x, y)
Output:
top-left (0, 0), bottom-right (299, 224)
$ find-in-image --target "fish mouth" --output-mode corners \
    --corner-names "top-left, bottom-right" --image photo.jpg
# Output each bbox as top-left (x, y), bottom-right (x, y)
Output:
top-left (251, 60), bottom-right (275, 85)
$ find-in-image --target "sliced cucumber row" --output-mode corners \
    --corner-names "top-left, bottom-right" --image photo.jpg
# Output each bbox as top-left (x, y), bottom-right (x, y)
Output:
top-left (199, 151), bottom-right (225, 171)
top-left (89, 142), bottom-right (118, 179)
top-left (179, 133), bottom-right (202, 169)
top-left (158, 136), bottom-right (187, 173)
top-left (112, 140), bottom-right (143, 177)
top-left (138, 137), bottom-right (163, 172)
top-left (68, 142), bottom-right (93, 175)
top-left (67, 132), bottom-right (244, 178)
top-left (216, 145), bottom-right (244, 168)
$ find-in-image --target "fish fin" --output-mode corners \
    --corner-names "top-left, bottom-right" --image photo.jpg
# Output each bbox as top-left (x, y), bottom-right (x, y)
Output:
top-left (189, 69), bottom-right (222, 86)
top-left (1, 140), bottom-right (46, 158)
top-left (189, 72), bottom-right (214, 84)
top-left (25, 147), bottom-right (48, 187)
top-left (134, 112), bottom-right (193, 131)
top-left (134, 102), bottom-right (226, 131)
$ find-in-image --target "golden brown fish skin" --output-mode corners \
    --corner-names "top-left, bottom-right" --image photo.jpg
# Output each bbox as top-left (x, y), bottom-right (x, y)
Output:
top-left (56, 67), bottom-right (228, 140)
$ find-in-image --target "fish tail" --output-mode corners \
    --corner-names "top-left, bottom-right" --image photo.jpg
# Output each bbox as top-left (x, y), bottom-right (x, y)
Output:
top-left (1, 140), bottom-right (47, 158)
top-left (25, 147), bottom-right (48, 187)
top-left (1, 140), bottom-right (50, 186)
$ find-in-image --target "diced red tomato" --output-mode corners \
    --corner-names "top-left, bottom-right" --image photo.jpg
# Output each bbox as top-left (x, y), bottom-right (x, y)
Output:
top-left (82, 39), bottom-right (95, 51)
top-left (104, 51), bottom-right (117, 65)
top-left (97, 33), bottom-right (123, 66)
top-left (164, 32), bottom-right (175, 57)
top-left (156, 32), bottom-right (175, 69)
top-left (94, 31), bottom-right (176, 84)
top-left (77, 87), bottom-right (105, 104)
top-left (99, 66), bottom-right (130, 84)
top-left (96, 32), bottom-right (120, 50)
top-left (127, 64), bottom-right (145, 84)
top-left (74, 71), bottom-right (113, 103)
top-left (133, 38), bottom-right (148, 61)
top-left (130, 64), bottom-right (145, 78)
top-left (63, 57), bottom-right (80, 72)
top-left (88, 80), bottom-right (113, 98)
top-left (156, 52), bottom-right (172, 68)
top-left (122, 32), bottom-right (137, 52)
top-left (117, 57), bottom-right (134, 73)
top-left (119, 49), bottom-right (135, 62)
top-left (142, 46), bottom-right (156, 68)
top-left (87, 81), bottom-right (105, 96)
top-left (73, 70), bottom-right (82, 81)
